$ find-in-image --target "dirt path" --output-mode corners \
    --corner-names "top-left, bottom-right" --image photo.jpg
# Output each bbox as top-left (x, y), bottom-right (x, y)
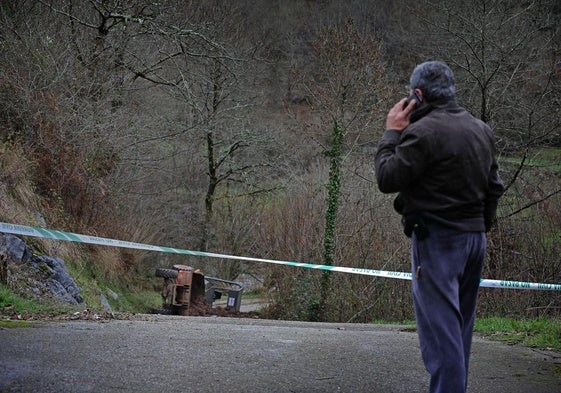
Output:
top-left (1, 315), bottom-right (560, 392)
top-left (212, 297), bottom-right (268, 312)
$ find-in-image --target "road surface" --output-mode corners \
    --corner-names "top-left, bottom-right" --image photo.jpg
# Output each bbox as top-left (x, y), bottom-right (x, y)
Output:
top-left (1, 315), bottom-right (560, 392)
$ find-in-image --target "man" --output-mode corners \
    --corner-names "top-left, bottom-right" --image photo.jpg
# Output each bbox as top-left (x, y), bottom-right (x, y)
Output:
top-left (375, 61), bottom-right (504, 393)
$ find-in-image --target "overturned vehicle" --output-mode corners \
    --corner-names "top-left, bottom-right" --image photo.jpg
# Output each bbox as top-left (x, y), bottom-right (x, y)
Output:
top-left (155, 265), bottom-right (243, 316)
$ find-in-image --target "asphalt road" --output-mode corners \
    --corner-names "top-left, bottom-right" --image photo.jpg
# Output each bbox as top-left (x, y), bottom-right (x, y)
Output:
top-left (1, 315), bottom-right (560, 393)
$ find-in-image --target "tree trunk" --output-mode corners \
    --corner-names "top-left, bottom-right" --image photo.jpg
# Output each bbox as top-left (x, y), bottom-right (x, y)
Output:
top-left (318, 120), bottom-right (344, 321)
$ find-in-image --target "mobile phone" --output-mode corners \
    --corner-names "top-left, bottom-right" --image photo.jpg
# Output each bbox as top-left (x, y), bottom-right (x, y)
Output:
top-left (406, 91), bottom-right (422, 109)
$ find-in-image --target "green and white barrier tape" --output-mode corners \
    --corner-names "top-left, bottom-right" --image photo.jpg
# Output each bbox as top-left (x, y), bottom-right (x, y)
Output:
top-left (1, 222), bottom-right (560, 291)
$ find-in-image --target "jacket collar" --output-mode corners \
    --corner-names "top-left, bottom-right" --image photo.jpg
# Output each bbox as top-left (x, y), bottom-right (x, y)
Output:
top-left (410, 98), bottom-right (457, 123)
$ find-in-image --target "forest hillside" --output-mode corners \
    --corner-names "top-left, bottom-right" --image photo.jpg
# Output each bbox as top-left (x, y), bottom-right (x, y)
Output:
top-left (0, 0), bottom-right (560, 322)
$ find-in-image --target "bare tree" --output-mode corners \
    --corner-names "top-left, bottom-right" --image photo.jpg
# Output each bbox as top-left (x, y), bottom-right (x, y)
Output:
top-left (0, 1), bottom-right (139, 229)
top-left (111, 1), bottom-right (279, 269)
top-left (412, 0), bottom-right (560, 208)
top-left (409, 0), bottom-right (561, 316)
top-left (290, 18), bottom-right (393, 321)
top-left (414, 0), bottom-right (560, 145)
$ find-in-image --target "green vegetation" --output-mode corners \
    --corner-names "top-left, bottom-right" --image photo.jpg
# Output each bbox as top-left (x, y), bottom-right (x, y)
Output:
top-left (0, 284), bottom-right (71, 317)
top-left (113, 286), bottom-right (162, 313)
top-left (66, 260), bottom-right (162, 314)
top-left (0, 278), bottom-right (161, 318)
top-left (499, 147), bottom-right (561, 172)
top-left (1, 254), bottom-right (162, 317)
top-left (475, 317), bottom-right (561, 352)
top-left (372, 319), bottom-right (416, 325)
top-left (0, 319), bottom-right (33, 328)
top-left (371, 317), bottom-right (561, 352)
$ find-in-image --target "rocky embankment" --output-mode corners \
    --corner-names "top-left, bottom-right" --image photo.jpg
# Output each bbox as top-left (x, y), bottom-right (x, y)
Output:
top-left (0, 233), bottom-right (84, 308)
top-left (0, 233), bottom-right (266, 320)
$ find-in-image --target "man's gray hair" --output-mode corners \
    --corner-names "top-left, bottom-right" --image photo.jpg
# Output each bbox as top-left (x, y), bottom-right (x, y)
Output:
top-left (409, 61), bottom-right (456, 101)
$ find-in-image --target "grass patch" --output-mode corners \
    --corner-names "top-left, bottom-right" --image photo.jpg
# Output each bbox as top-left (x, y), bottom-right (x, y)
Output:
top-left (475, 317), bottom-right (561, 351)
top-left (111, 285), bottom-right (162, 313)
top-left (65, 257), bottom-right (162, 313)
top-left (239, 291), bottom-right (266, 300)
top-left (0, 284), bottom-right (51, 314)
top-left (373, 319), bottom-right (416, 326)
top-left (0, 319), bottom-right (34, 328)
top-left (0, 283), bottom-right (77, 318)
top-left (370, 317), bottom-right (561, 352)
top-left (499, 147), bottom-right (561, 172)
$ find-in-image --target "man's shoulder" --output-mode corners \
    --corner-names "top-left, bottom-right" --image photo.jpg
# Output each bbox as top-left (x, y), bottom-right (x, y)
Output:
top-left (421, 103), bottom-right (485, 127)
top-left (406, 104), bottom-right (491, 142)
top-left (406, 112), bottom-right (442, 134)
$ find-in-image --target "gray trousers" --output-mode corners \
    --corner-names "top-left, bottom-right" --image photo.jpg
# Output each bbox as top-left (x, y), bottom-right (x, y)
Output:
top-left (411, 223), bottom-right (486, 393)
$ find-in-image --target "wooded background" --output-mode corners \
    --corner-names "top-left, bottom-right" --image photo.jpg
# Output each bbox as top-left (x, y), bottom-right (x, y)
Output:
top-left (1, 0), bottom-right (559, 322)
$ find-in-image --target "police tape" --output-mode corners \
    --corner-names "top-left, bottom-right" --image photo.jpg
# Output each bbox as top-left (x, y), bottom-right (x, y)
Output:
top-left (1, 222), bottom-right (560, 291)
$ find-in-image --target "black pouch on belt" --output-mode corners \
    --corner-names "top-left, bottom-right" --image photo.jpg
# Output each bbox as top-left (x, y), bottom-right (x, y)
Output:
top-left (402, 213), bottom-right (430, 240)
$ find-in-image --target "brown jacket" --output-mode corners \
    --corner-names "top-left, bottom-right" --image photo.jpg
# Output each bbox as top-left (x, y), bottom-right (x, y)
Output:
top-left (375, 99), bottom-right (504, 232)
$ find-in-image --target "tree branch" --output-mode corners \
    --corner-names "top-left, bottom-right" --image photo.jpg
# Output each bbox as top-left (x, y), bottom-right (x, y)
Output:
top-left (500, 188), bottom-right (561, 219)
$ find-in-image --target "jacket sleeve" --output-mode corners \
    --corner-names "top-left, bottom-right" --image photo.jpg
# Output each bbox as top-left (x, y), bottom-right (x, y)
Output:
top-left (374, 128), bottom-right (431, 194)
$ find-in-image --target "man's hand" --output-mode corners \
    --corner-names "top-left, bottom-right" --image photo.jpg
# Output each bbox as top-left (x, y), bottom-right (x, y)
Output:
top-left (385, 98), bottom-right (416, 131)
